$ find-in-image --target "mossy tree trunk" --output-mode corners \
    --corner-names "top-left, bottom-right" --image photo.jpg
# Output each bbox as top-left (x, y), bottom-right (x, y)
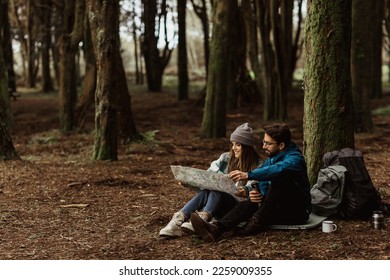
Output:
top-left (87, 0), bottom-right (137, 159)
top-left (201, 0), bottom-right (230, 138)
top-left (304, 0), bottom-right (355, 186)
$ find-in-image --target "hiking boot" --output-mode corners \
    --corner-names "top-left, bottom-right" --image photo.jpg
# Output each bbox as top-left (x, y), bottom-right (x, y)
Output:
top-left (196, 211), bottom-right (211, 222)
top-left (159, 211), bottom-right (185, 237)
top-left (180, 221), bottom-right (195, 234)
top-left (235, 216), bottom-right (266, 236)
top-left (181, 211), bottom-right (211, 234)
top-left (190, 212), bottom-right (219, 242)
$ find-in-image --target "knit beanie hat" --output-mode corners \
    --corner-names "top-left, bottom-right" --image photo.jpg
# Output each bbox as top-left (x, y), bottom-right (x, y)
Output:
top-left (230, 123), bottom-right (256, 146)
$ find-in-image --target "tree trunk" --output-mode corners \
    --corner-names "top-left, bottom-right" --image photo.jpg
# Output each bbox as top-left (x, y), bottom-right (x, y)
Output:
top-left (51, 2), bottom-right (64, 87)
top-left (131, 2), bottom-right (142, 85)
top-left (117, 53), bottom-right (140, 144)
top-left (75, 17), bottom-right (96, 128)
top-left (87, 0), bottom-right (136, 160)
top-left (59, 0), bottom-right (84, 131)
top-left (40, 0), bottom-right (54, 92)
top-left (1, 0), bottom-right (17, 94)
top-left (201, 0), bottom-right (230, 138)
top-left (190, 0), bottom-right (210, 77)
top-left (304, 0), bottom-right (355, 186)
top-left (0, 44), bottom-right (18, 160)
top-left (0, 2), bottom-right (13, 127)
top-left (142, 0), bottom-right (173, 92)
top-left (242, 0), bottom-right (263, 100)
top-left (26, 1), bottom-right (37, 88)
top-left (351, 0), bottom-right (374, 133)
top-left (226, 0), bottom-right (240, 109)
top-left (371, 0), bottom-right (384, 99)
top-left (385, 0), bottom-right (390, 82)
top-left (177, 0), bottom-right (189, 100)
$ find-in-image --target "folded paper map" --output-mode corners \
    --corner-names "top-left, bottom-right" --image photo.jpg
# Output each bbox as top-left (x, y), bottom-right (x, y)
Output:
top-left (170, 165), bottom-right (239, 197)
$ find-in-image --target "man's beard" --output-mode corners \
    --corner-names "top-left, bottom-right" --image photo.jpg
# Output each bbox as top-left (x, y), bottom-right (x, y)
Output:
top-left (264, 149), bottom-right (278, 157)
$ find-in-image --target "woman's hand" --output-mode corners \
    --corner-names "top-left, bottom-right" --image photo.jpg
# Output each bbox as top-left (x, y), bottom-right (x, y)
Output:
top-left (234, 187), bottom-right (247, 198)
top-left (229, 170), bottom-right (248, 182)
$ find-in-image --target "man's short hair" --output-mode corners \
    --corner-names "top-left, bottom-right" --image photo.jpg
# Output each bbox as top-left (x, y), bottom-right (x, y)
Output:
top-left (263, 123), bottom-right (291, 145)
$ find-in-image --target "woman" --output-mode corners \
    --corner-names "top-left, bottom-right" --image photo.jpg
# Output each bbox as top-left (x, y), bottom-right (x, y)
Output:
top-left (159, 123), bottom-right (261, 237)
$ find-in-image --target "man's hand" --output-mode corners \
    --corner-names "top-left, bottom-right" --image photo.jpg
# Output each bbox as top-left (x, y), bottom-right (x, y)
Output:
top-left (249, 190), bottom-right (262, 203)
top-left (229, 170), bottom-right (248, 182)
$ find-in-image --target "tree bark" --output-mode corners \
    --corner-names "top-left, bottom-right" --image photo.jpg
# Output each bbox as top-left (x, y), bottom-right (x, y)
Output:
top-left (201, 0), bottom-right (230, 138)
top-left (1, 0), bottom-right (17, 94)
top-left (87, 0), bottom-right (138, 159)
top-left (304, 0), bottom-right (355, 185)
top-left (0, 44), bottom-right (18, 160)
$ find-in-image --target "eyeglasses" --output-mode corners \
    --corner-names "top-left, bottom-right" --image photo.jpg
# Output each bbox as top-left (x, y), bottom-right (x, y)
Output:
top-left (262, 139), bottom-right (278, 146)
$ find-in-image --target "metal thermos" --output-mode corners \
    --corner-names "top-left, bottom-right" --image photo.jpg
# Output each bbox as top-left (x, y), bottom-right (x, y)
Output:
top-left (372, 210), bottom-right (384, 230)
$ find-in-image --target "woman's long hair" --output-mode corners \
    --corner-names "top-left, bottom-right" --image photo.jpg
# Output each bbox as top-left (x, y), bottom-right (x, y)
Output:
top-left (227, 144), bottom-right (260, 185)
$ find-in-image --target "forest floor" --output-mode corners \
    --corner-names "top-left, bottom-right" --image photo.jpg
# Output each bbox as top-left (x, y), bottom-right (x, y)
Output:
top-left (0, 84), bottom-right (390, 260)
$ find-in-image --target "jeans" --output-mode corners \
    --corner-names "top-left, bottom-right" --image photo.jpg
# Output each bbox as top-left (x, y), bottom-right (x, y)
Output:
top-left (181, 189), bottom-right (238, 220)
top-left (217, 180), bottom-right (310, 233)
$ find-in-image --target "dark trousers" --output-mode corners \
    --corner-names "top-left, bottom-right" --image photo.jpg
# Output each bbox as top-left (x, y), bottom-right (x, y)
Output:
top-left (217, 181), bottom-right (310, 233)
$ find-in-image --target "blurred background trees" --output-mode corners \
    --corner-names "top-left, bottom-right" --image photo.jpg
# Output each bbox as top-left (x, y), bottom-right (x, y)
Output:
top-left (1, 0), bottom-right (389, 182)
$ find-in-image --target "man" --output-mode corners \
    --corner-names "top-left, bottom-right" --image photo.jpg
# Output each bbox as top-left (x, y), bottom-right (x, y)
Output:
top-left (190, 123), bottom-right (311, 242)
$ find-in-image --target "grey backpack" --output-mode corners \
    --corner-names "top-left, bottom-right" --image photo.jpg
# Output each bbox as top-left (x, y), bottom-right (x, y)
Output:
top-left (310, 165), bottom-right (348, 217)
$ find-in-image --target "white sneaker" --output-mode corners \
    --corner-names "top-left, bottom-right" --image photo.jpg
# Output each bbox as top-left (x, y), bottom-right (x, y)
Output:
top-left (159, 212), bottom-right (185, 237)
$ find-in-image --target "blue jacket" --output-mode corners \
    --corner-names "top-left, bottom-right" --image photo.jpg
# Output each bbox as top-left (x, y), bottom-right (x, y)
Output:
top-left (248, 142), bottom-right (312, 213)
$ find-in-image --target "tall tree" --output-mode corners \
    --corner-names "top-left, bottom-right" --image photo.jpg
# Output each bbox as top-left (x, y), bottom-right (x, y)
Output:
top-left (201, 0), bottom-right (231, 138)
top-left (141, 0), bottom-right (174, 92)
top-left (1, 0), bottom-right (17, 95)
top-left (0, 0), bottom-right (13, 127)
top-left (38, 0), bottom-right (54, 92)
top-left (242, 0), bottom-right (262, 100)
top-left (351, 0), bottom-right (375, 133)
top-left (385, 0), bottom-right (390, 82)
top-left (371, 0), bottom-right (384, 99)
top-left (304, 0), bottom-right (355, 185)
top-left (75, 15), bottom-right (96, 128)
top-left (26, 0), bottom-right (39, 87)
top-left (0, 42), bottom-right (18, 160)
top-left (177, 0), bottom-right (189, 100)
top-left (255, 0), bottom-right (301, 121)
top-left (190, 0), bottom-right (210, 77)
top-left (226, 0), bottom-right (240, 109)
top-left (58, 0), bottom-right (84, 131)
top-left (87, 0), bottom-right (138, 160)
